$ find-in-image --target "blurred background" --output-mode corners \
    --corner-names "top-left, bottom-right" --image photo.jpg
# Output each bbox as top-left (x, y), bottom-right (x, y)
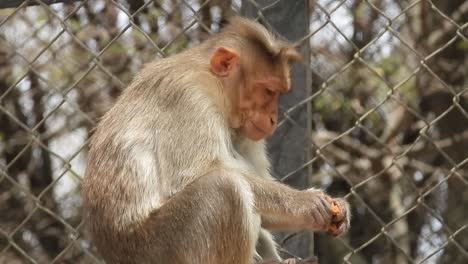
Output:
top-left (0, 0), bottom-right (467, 263)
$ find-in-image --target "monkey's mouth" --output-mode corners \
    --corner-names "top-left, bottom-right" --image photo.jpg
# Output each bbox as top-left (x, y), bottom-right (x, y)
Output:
top-left (251, 122), bottom-right (269, 135)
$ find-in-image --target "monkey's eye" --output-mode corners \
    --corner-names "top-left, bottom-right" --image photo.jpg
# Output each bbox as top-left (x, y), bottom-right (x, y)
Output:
top-left (264, 88), bottom-right (275, 97)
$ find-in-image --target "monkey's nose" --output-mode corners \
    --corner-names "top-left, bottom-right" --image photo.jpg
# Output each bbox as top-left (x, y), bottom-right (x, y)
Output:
top-left (270, 117), bottom-right (276, 126)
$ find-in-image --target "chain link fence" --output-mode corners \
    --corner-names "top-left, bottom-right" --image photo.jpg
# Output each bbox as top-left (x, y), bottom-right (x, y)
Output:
top-left (0, 0), bottom-right (467, 263)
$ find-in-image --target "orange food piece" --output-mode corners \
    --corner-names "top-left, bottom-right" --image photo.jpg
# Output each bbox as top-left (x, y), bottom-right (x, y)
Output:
top-left (331, 201), bottom-right (340, 218)
top-left (328, 201), bottom-right (340, 233)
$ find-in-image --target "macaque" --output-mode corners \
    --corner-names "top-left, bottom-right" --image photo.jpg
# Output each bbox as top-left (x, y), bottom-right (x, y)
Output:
top-left (82, 17), bottom-right (350, 264)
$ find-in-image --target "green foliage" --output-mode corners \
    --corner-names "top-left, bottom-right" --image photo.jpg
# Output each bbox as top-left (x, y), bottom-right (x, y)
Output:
top-left (149, 8), bottom-right (162, 19)
top-left (70, 19), bottom-right (82, 33)
top-left (456, 39), bottom-right (468, 50)
top-left (164, 37), bottom-right (190, 55)
top-left (107, 41), bottom-right (126, 54)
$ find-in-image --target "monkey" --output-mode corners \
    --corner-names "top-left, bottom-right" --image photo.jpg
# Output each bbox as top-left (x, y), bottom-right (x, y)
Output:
top-left (82, 17), bottom-right (350, 264)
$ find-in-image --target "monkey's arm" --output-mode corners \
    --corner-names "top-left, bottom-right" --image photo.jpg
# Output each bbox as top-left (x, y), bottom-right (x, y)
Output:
top-left (242, 174), bottom-right (350, 235)
top-left (261, 215), bottom-right (308, 231)
top-left (244, 175), bottom-right (332, 231)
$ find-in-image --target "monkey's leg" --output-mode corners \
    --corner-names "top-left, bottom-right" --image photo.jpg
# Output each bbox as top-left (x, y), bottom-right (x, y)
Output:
top-left (144, 171), bottom-right (261, 264)
top-left (255, 230), bottom-right (318, 264)
top-left (256, 228), bottom-right (281, 261)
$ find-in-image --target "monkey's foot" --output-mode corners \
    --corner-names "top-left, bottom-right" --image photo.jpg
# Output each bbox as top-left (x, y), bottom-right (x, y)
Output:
top-left (258, 257), bottom-right (319, 264)
top-left (283, 256), bottom-right (319, 264)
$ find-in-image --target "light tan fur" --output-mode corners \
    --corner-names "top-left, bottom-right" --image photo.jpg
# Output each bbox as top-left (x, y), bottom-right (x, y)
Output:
top-left (82, 17), bottom-right (350, 264)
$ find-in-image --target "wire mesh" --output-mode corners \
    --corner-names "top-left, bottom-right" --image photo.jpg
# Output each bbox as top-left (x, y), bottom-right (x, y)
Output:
top-left (0, 0), bottom-right (467, 263)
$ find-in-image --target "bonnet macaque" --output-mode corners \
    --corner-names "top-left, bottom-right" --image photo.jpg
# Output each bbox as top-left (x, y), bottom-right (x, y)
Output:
top-left (82, 17), bottom-right (350, 264)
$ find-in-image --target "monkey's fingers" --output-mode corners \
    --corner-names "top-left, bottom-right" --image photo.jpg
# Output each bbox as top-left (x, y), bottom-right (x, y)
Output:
top-left (328, 198), bottom-right (351, 237)
top-left (328, 223), bottom-right (340, 236)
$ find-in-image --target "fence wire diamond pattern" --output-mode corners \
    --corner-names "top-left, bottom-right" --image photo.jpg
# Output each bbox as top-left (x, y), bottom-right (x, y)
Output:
top-left (0, 0), bottom-right (467, 263)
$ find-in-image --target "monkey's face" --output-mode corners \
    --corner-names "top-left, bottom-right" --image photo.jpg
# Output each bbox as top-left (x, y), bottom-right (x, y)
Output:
top-left (210, 46), bottom-right (291, 141)
top-left (234, 78), bottom-right (287, 141)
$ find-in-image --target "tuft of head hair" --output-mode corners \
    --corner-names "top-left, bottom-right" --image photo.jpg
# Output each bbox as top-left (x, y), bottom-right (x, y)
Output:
top-left (219, 16), bottom-right (302, 63)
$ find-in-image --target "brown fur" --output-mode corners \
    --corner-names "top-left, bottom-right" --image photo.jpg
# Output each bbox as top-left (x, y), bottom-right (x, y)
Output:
top-left (82, 17), bottom-right (350, 264)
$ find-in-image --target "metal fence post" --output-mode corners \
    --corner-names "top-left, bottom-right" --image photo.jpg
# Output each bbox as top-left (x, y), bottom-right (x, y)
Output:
top-left (241, 0), bottom-right (313, 259)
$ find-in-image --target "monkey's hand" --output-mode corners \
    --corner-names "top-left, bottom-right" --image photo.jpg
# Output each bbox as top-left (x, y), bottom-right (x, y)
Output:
top-left (306, 190), bottom-right (350, 237)
top-left (327, 198), bottom-right (350, 237)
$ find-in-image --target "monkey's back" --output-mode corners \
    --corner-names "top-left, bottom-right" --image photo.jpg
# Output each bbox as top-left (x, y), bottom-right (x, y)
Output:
top-left (81, 55), bottom-right (234, 262)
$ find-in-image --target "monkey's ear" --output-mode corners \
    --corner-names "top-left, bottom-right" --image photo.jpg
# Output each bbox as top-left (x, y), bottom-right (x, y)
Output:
top-left (210, 47), bottom-right (239, 77)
